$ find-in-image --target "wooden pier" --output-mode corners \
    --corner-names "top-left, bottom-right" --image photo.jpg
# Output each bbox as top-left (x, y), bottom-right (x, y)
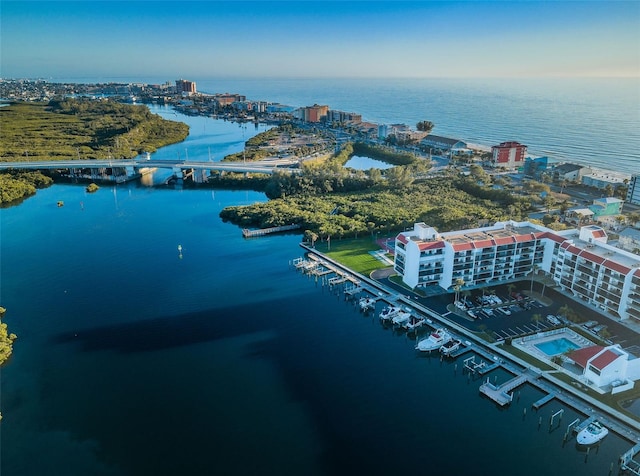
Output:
top-left (621, 443), bottom-right (640, 475)
top-left (242, 224), bottom-right (301, 238)
top-left (532, 392), bottom-right (556, 410)
top-left (479, 374), bottom-right (528, 406)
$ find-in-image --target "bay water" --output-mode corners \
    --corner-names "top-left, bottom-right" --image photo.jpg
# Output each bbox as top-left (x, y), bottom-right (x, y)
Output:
top-left (1, 83), bottom-right (638, 475)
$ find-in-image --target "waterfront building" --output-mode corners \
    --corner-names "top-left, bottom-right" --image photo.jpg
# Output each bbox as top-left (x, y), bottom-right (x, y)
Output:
top-left (394, 220), bottom-right (640, 322)
top-left (490, 141), bottom-right (527, 169)
top-left (566, 344), bottom-right (640, 390)
top-left (326, 109), bottom-right (362, 124)
top-left (551, 163), bottom-right (592, 182)
top-left (214, 93), bottom-right (247, 106)
top-left (302, 104), bottom-right (329, 123)
top-left (378, 124), bottom-right (389, 139)
top-left (175, 79), bottom-right (197, 95)
top-left (627, 175), bottom-right (640, 205)
top-left (581, 169), bottom-right (630, 189)
top-left (421, 135), bottom-right (468, 152)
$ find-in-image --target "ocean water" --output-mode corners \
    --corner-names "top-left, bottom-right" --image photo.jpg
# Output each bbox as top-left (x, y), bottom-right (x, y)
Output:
top-left (0, 107), bottom-right (636, 475)
top-left (56, 76), bottom-right (639, 174)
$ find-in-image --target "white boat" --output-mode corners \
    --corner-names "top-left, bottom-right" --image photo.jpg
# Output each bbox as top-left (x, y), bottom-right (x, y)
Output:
top-left (440, 339), bottom-right (462, 356)
top-left (403, 315), bottom-right (426, 331)
top-left (467, 310), bottom-right (477, 319)
top-left (392, 310), bottom-right (412, 326)
top-left (415, 328), bottom-right (452, 352)
top-left (577, 420), bottom-right (609, 445)
top-left (359, 297), bottom-right (376, 311)
top-left (379, 306), bottom-right (401, 322)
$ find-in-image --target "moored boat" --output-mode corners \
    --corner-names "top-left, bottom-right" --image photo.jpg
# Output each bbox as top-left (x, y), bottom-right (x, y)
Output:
top-left (440, 339), bottom-right (462, 356)
top-left (359, 297), bottom-right (376, 312)
top-left (415, 328), bottom-right (452, 352)
top-left (576, 420), bottom-right (608, 445)
top-left (392, 310), bottom-right (412, 326)
top-left (379, 305), bottom-right (401, 322)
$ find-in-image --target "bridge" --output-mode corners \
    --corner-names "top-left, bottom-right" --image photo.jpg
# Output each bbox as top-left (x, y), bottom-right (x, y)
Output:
top-left (0, 157), bottom-right (301, 183)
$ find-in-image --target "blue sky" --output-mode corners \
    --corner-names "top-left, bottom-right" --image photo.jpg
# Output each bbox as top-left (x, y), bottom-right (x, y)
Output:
top-left (2, 1), bottom-right (639, 79)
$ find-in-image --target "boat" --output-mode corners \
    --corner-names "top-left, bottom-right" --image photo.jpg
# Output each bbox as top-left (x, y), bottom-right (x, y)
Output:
top-left (379, 305), bottom-right (401, 322)
top-left (415, 328), bottom-right (452, 352)
top-left (440, 339), bottom-right (462, 356)
top-left (392, 310), bottom-right (412, 326)
top-left (467, 310), bottom-right (477, 319)
top-left (576, 420), bottom-right (609, 445)
top-left (403, 315), bottom-right (426, 331)
top-left (359, 297), bottom-right (376, 312)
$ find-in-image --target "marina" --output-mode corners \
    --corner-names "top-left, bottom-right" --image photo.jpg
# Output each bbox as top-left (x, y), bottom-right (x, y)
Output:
top-left (292, 245), bottom-right (640, 469)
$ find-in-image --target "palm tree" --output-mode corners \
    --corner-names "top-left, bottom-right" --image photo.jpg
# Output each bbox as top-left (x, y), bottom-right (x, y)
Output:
top-left (453, 278), bottom-right (465, 304)
top-left (530, 264), bottom-right (539, 293)
top-left (532, 313), bottom-right (542, 331)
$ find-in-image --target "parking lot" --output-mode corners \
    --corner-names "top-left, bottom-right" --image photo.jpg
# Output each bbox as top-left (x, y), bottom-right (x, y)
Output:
top-left (413, 281), bottom-right (640, 351)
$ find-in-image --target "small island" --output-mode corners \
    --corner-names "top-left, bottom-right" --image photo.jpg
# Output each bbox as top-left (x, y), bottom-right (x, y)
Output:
top-left (85, 183), bottom-right (99, 193)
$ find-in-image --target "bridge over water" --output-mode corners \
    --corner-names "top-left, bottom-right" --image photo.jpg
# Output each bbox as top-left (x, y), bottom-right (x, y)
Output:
top-left (0, 158), bottom-right (301, 183)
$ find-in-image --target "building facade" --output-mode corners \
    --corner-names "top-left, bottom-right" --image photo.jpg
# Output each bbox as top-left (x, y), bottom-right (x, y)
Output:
top-left (490, 141), bottom-right (527, 169)
top-left (175, 79), bottom-right (196, 95)
top-left (302, 104), bottom-right (329, 123)
top-left (394, 221), bottom-right (640, 322)
top-left (627, 175), bottom-right (640, 205)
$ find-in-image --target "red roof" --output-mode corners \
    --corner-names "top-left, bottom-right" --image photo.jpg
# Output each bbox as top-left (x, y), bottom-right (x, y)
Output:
top-left (397, 234), bottom-right (408, 244)
top-left (515, 234), bottom-right (536, 243)
top-left (418, 241), bottom-right (445, 251)
top-left (567, 345), bottom-right (603, 368)
top-left (635, 268), bottom-right (640, 278)
top-left (473, 239), bottom-right (496, 249)
top-left (452, 243), bottom-right (474, 252)
top-left (494, 236), bottom-right (516, 245)
top-left (603, 259), bottom-right (631, 275)
top-left (579, 250), bottom-right (606, 265)
top-left (592, 229), bottom-right (607, 238)
top-left (541, 232), bottom-right (566, 244)
top-left (591, 349), bottom-right (621, 370)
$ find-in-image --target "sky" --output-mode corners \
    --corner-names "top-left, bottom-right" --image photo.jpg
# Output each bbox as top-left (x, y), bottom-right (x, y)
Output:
top-left (1, 1), bottom-right (639, 80)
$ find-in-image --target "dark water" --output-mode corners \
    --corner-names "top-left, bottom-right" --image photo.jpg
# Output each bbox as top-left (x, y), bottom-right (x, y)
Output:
top-left (0, 110), bottom-right (634, 475)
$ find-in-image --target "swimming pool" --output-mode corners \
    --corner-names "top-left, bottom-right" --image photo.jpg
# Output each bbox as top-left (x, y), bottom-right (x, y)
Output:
top-left (534, 337), bottom-right (581, 356)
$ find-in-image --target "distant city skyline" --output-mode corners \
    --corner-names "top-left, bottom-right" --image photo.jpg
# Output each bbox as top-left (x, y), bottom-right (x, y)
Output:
top-left (2, 1), bottom-right (639, 80)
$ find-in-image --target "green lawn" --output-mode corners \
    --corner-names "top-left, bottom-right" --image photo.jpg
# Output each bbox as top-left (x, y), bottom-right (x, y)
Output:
top-left (313, 237), bottom-right (392, 276)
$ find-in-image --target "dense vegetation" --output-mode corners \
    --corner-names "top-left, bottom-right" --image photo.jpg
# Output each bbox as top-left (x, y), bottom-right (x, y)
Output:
top-left (0, 171), bottom-right (53, 204)
top-left (220, 172), bottom-right (531, 240)
top-left (0, 99), bottom-right (189, 203)
top-left (351, 142), bottom-right (417, 165)
top-left (0, 307), bottom-right (16, 367)
top-left (0, 99), bottom-right (189, 162)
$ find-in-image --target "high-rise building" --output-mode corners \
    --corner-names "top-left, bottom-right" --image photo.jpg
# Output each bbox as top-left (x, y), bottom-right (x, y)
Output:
top-left (491, 141), bottom-right (527, 169)
top-left (627, 175), bottom-right (640, 205)
top-left (175, 79), bottom-right (197, 95)
top-left (394, 221), bottom-right (640, 322)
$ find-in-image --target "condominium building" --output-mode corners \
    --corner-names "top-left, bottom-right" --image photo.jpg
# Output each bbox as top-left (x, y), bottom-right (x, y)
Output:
top-left (490, 141), bottom-right (527, 169)
top-left (394, 221), bottom-right (640, 322)
top-left (627, 175), bottom-right (640, 205)
top-left (175, 79), bottom-right (197, 95)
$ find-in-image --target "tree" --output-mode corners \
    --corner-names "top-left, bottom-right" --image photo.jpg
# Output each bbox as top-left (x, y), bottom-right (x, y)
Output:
top-left (416, 121), bottom-right (434, 134)
top-left (604, 184), bottom-right (614, 197)
top-left (532, 313), bottom-right (542, 331)
top-left (453, 278), bottom-right (465, 304)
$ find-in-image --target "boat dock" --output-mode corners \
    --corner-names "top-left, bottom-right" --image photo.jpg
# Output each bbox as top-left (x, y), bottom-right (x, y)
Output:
top-left (479, 374), bottom-right (528, 406)
top-left (531, 392), bottom-right (556, 410)
top-left (291, 245), bottom-right (640, 454)
top-left (243, 224), bottom-right (301, 238)
top-left (573, 415), bottom-right (596, 434)
top-left (621, 443), bottom-right (640, 475)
